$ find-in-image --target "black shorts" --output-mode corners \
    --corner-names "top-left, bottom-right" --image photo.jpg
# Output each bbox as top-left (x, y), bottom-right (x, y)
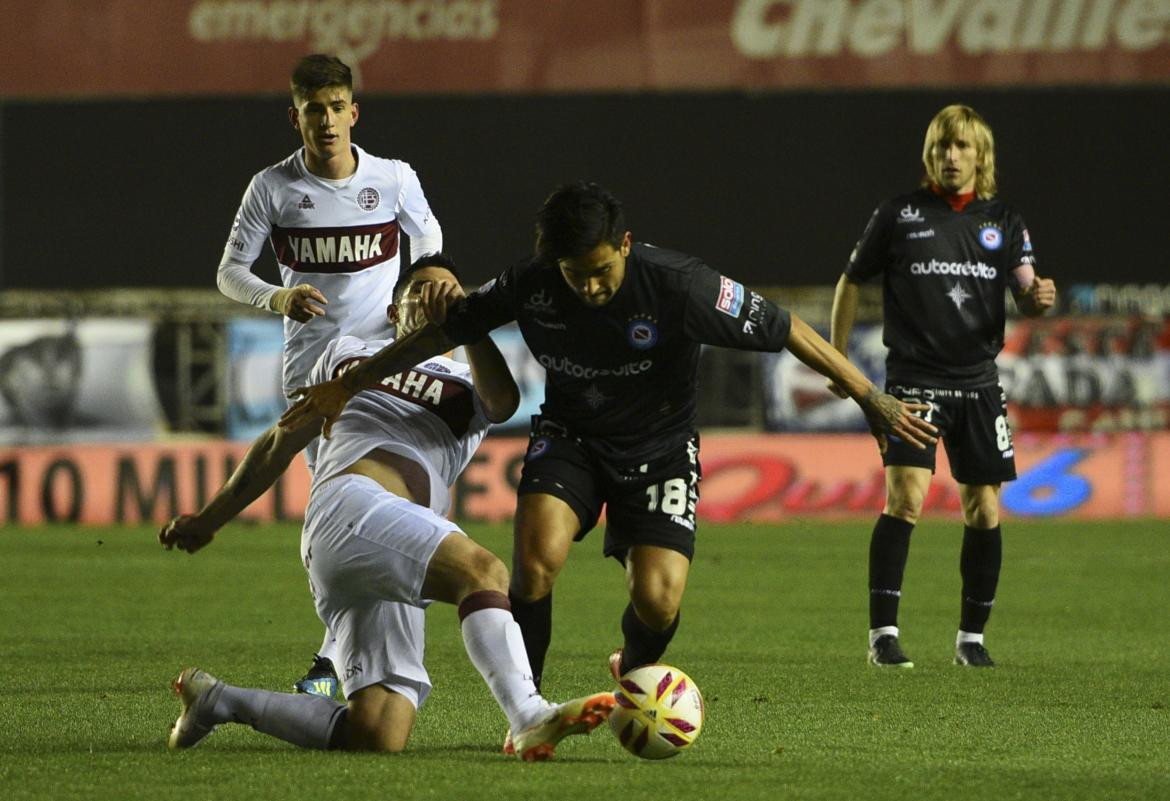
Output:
top-left (516, 417), bottom-right (701, 562)
top-left (882, 381), bottom-right (1017, 485)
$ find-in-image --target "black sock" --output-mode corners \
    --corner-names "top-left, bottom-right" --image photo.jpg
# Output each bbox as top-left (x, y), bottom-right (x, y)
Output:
top-left (959, 525), bottom-right (1002, 634)
top-left (620, 603), bottom-right (680, 674)
top-left (508, 590), bottom-right (552, 692)
top-left (869, 514), bottom-right (914, 629)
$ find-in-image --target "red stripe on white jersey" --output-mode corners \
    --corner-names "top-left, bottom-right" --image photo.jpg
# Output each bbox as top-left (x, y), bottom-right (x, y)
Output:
top-left (272, 221), bottom-right (400, 274)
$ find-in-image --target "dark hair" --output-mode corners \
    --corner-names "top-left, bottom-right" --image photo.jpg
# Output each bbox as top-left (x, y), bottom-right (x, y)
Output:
top-left (290, 54), bottom-right (353, 103)
top-left (392, 253), bottom-right (461, 302)
top-left (534, 181), bottom-right (626, 263)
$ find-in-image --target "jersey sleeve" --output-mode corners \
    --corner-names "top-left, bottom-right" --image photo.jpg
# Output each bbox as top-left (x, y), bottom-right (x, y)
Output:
top-left (440, 262), bottom-right (524, 345)
top-left (395, 161), bottom-right (443, 262)
top-left (844, 203), bottom-right (893, 282)
top-left (1006, 207), bottom-right (1037, 270)
top-left (682, 264), bottom-right (792, 352)
top-left (216, 174), bottom-right (281, 311)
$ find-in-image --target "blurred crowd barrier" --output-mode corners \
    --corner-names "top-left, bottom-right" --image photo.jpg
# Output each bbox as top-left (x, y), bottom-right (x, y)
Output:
top-left (4, 432), bottom-right (1167, 525)
top-left (1, 284), bottom-right (1166, 522)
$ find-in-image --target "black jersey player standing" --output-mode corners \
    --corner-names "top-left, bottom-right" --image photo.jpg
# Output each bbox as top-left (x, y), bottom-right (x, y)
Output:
top-left (283, 182), bottom-right (937, 709)
top-left (828, 105), bottom-right (1056, 669)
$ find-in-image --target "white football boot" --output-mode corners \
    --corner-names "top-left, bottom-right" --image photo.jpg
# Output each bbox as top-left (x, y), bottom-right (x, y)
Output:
top-left (168, 667), bottom-right (226, 750)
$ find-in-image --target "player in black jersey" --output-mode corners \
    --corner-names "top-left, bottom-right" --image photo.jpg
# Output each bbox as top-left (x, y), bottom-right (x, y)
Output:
top-left (828, 105), bottom-right (1056, 669)
top-left (282, 182), bottom-right (937, 704)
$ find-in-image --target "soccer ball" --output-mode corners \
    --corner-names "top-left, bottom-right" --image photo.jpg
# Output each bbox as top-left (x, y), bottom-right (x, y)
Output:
top-left (610, 663), bottom-right (704, 759)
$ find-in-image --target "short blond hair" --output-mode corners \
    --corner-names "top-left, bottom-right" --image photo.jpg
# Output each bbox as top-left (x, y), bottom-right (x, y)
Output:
top-left (921, 104), bottom-right (997, 199)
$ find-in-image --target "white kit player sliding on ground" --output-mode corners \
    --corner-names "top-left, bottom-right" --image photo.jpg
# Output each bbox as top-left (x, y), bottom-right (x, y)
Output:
top-left (159, 257), bottom-right (615, 760)
top-left (216, 54), bottom-right (444, 697)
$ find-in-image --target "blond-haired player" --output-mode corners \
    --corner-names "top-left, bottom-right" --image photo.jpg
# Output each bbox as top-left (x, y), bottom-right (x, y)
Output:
top-left (829, 105), bottom-right (1057, 669)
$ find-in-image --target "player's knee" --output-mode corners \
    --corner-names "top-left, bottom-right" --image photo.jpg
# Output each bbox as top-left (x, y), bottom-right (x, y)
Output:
top-left (344, 701), bottom-right (410, 753)
top-left (450, 545), bottom-right (508, 598)
top-left (884, 504), bottom-right (921, 525)
top-left (884, 489), bottom-right (924, 524)
top-left (963, 501), bottom-right (999, 529)
top-left (511, 559), bottom-right (557, 600)
top-left (960, 486), bottom-right (1000, 528)
top-left (510, 546), bottom-right (564, 599)
top-left (630, 583), bottom-right (683, 630)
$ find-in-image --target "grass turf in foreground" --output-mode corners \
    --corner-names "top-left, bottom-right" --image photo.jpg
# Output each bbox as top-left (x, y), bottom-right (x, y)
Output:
top-left (0, 520), bottom-right (1167, 801)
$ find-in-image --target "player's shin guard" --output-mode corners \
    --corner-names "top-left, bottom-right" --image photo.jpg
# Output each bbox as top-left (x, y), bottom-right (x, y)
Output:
top-left (459, 591), bottom-right (548, 733)
top-left (508, 590), bottom-right (552, 692)
top-left (619, 602), bottom-right (679, 675)
top-left (959, 524), bottom-right (1002, 634)
top-left (216, 685), bottom-right (347, 749)
top-left (869, 514), bottom-right (914, 629)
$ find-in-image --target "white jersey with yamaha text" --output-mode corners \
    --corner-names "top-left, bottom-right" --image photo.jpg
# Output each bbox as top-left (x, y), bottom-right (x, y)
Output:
top-left (308, 336), bottom-right (491, 516)
top-left (217, 144), bottom-right (442, 394)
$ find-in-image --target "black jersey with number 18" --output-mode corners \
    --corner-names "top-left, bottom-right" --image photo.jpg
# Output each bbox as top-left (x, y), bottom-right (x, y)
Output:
top-left (846, 188), bottom-right (1037, 389)
top-left (441, 243), bottom-right (792, 463)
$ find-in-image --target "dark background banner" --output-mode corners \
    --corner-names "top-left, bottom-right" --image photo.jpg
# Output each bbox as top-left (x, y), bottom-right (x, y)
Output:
top-left (2, 0), bottom-right (1168, 96)
top-left (2, 87), bottom-right (1165, 289)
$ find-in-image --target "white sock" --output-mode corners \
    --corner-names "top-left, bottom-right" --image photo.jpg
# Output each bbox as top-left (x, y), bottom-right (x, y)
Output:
top-left (317, 630), bottom-right (339, 666)
top-left (214, 684), bottom-right (346, 749)
top-left (957, 630), bottom-right (985, 646)
top-left (869, 625), bottom-right (900, 648)
top-left (460, 607), bottom-right (550, 732)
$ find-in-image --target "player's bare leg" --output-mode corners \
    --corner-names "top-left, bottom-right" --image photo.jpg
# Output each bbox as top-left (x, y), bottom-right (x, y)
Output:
top-left (616, 544), bottom-right (690, 676)
top-left (868, 465), bottom-right (931, 667)
top-left (423, 530), bottom-right (594, 754)
top-left (954, 483), bottom-right (1003, 667)
top-left (343, 685), bottom-right (415, 751)
top-left (509, 493), bottom-right (579, 690)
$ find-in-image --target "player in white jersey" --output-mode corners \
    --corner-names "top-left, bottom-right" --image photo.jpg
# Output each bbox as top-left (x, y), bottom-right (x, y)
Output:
top-left (216, 54), bottom-right (442, 695)
top-left (217, 54), bottom-right (443, 402)
top-left (159, 258), bottom-right (615, 760)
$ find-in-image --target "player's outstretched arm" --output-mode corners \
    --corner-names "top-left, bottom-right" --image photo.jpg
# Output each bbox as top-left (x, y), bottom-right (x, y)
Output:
top-left (280, 322), bottom-right (456, 437)
top-left (826, 274), bottom-right (861, 399)
top-left (464, 336), bottom-right (521, 423)
top-left (159, 417), bottom-right (321, 554)
top-left (784, 313), bottom-right (938, 452)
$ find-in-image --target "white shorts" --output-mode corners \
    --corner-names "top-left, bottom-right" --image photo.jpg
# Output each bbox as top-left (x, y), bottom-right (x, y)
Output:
top-left (301, 473), bottom-right (462, 706)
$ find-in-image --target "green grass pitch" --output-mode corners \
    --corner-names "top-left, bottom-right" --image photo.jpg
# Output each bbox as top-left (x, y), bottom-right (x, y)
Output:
top-left (2, 520), bottom-right (1167, 800)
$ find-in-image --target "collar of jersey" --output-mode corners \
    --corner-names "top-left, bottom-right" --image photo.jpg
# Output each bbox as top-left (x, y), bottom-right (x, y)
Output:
top-left (928, 182), bottom-right (977, 212)
top-left (296, 144), bottom-right (361, 187)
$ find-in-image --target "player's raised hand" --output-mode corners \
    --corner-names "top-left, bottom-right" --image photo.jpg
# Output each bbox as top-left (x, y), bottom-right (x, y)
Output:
top-left (271, 283), bottom-right (328, 323)
top-left (1027, 276), bottom-right (1057, 312)
top-left (861, 390), bottom-right (938, 454)
top-left (419, 278), bottom-right (464, 325)
top-left (159, 514), bottom-right (216, 554)
top-left (281, 378), bottom-right (348, 439)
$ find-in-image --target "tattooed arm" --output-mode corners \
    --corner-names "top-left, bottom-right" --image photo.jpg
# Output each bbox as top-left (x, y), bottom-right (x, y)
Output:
top-left (159, 417), bottom-right (321, 554)
top-left (784, 313), bottom-right (937, 453)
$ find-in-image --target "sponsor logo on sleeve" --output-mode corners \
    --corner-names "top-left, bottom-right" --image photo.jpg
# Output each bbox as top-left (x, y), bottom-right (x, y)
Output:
top-left (1022, 228), bottom-right (1033, 252)
top-left (716, 276), bottom-right (745, 317)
